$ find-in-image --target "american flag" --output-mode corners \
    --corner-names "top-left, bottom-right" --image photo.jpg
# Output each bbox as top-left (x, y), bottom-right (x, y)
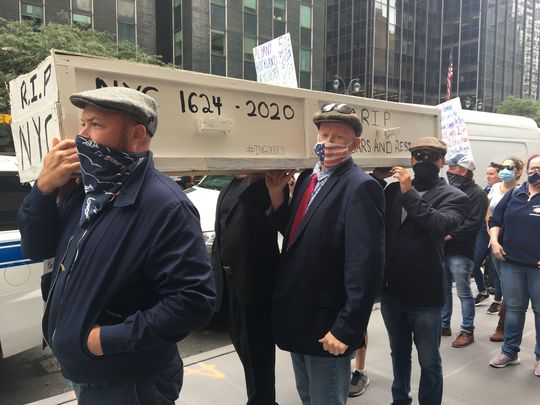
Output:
top-left (315, 142), bottom-right (348, 167)
top-left (446, 50), bottom-right (453, 101)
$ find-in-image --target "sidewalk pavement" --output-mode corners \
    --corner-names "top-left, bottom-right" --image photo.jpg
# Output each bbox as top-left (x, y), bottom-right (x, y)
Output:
top-left (29, 294), bottom-right (538, 405)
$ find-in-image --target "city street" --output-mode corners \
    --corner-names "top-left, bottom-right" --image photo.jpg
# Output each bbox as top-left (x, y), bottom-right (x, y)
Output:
top-left (1, 291), bottom-right (539, 405)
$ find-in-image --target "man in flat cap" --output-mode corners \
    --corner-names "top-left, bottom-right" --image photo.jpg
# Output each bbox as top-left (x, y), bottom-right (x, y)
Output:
top-left (18, 87), bottom-right (216, 404)
top-left (265, 103), bottom-right (385, 404)
top-left (373, 137), bottom-right (468, 405)
top-left (441, 153), bottom-right (488, 348)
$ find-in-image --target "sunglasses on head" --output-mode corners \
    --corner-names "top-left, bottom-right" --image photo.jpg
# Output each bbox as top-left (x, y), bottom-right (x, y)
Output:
top-left (500, 165), bottom-right (516, 171)
top-left (412, 150), bottom-right (441, 162)
top-left (321, 103), bottom-right (356, 114)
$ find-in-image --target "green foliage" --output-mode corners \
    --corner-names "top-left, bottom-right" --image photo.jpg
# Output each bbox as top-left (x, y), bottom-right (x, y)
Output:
top-left (0, 18), bottom-right (164, 112)
top-left (496, 96), bottom-right (540, 126)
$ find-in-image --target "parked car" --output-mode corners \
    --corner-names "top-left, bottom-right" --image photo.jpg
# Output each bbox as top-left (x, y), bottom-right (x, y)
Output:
top-left (0, 155), bottom-right (43, 359)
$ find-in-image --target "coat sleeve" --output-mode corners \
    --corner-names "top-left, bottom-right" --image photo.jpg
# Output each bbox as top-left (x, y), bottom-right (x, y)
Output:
top-left (399, 187), bottom-right (469, 237)
top-left (330, 178), bottom-right (385, 346)
top-left (17, 185), bottom-right (62, 261)
top-left (99, 200), bottom-right (216, 354)
top-left (451, 187), bottom-right (489, 240)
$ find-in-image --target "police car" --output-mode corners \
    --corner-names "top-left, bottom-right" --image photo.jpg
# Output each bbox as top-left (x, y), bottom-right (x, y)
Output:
top-left (0, 155), bottom-right (43, 359)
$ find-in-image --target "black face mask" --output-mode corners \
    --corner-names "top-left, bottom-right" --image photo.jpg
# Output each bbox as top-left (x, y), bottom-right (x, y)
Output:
top-left (412, 160), bottom-right (440, 191)
top-left (447, 171), bottom-right (468, 188)
top-left (528, 172), bottom-right (540, 186)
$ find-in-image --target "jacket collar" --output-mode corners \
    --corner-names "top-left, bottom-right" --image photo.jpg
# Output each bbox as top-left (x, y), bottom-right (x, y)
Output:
top-left (113, 151), bottom-right (153, 207)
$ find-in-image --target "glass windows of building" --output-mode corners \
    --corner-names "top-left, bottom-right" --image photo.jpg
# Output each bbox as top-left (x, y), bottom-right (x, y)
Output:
top-left (244, 36), bottom-right (257, 81)
top-left (173, 0), bottom-right (182, 66)
top-left (299, 2), bottom-right (312, 88)
top-left (117, 0), bottom-right (136, 43)
top-left (244, 0), bottom-right (257, 13)
top-left (20, 2), bottom-right (43, 25)
top-left (300, 4), bottom-right (311, 29)
top-left (300, 49), bottom-right (312, 88)
top-left (72, 0), bottom-right (92, 28)
top-left (211, 0), bottom-right (226, 76)
top-left (274, 0), bottom-right (286, 37)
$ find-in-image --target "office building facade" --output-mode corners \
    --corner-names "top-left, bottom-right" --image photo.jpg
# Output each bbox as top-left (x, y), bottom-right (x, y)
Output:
top-left (327, 0), bottom-right (540, 112)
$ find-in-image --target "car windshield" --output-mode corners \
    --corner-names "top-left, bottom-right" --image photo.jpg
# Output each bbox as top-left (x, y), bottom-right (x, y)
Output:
top-left (196, 175), bottom-right (234, 191)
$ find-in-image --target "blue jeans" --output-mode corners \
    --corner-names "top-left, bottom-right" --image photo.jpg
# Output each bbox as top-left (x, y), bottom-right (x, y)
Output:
top-left (290, 352), bottom-right (352, 405)
top-left (472, 230), bottom-right (489, 292)
top-left (381, 292), bottom-right (443, 405)
top-left (499, 261), bottom-right (540, 360)
top-left (441, 255), bottom-right (475, 333)
top-left (491, 253), bottom-right (503, 302)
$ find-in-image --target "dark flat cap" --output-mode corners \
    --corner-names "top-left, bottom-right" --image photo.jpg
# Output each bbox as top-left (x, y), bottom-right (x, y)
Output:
top-left (313, 103), bottom-right (363, 136)
top-left (70, 87), bottom-right (158, 136)
top-left (408, 136), bottom-right (447, 155)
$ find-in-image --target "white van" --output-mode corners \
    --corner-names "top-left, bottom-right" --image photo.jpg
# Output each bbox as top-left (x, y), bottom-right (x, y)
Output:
top-left (463, 110), bottom-right (540, 186)
top-left (0, 155), bottom-right (43, 359)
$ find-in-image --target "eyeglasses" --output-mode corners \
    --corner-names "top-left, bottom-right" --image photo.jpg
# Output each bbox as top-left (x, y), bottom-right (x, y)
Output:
top-left (321, 103), bottom-right (356, 114)
top-left (411, 150), bottom-right (442, 162)
top-left (500, 165), bottom-right (516, 171)
top-left (528, 166), bottom-right (540, 173)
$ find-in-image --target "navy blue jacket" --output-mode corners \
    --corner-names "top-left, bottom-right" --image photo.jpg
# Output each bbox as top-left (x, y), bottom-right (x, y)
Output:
top-left (18, 156), bottom-right (216, 384)
top-left (271, 159), bottom-right (385, 357)
top-left (489, 182), bottom-right (540, 268)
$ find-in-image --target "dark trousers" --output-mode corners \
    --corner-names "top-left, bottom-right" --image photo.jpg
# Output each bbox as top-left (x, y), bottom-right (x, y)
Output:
top-left (71, 353), bottom-right (183, 405)
top-left (225, 279), bottom-right (277, 405)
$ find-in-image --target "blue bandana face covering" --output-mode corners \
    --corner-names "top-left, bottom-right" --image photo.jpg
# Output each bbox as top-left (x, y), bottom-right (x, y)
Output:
top-left (75, 135), bottom-right (148, 224)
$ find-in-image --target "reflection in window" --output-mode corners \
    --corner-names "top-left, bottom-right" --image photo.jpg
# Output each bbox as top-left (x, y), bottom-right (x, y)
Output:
top-left (73, 0), bottom-right (92, 12)
top-left (212, 29), bottom-right (225, 55)
top-left (73, 13), bottom-right (92, 27)
top-left (244, 0), bottom-right (257, 13)
top-left (244, 36), bottom-right (257, 61)
top-left (300, 49), bottom-right (311, 89)
top-left (174, 30), bottom-right (182, 66)
top-left (117, 0), bottom-right (135, 22)
top-left (274, 0), bottom-right (285, 21)
top-left (118, 21), bottom-right (135, 43)
top-left (21, 2), bottom-right (43, 25)
top-left (300, 5), bottom-right (311, 28)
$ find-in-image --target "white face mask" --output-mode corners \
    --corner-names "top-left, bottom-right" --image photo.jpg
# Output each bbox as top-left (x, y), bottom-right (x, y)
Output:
top-left (314, 140), bottom-right (354, 168)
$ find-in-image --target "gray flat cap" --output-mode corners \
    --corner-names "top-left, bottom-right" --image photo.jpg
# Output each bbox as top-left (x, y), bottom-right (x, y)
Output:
top-left (313, 103), bottom-right (363, 136)
top-left (70, 87), bottom-right (158, 136)
top-left (408, 137), bottom-right (447, 155)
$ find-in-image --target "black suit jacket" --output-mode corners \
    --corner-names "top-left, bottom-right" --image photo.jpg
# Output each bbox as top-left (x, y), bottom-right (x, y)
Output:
top-left (271, 159), bottom-right (385, 357)
top-left (383, 178), bottom-right (469, 307)
top-left (212, 178), bottom-right (281, 312)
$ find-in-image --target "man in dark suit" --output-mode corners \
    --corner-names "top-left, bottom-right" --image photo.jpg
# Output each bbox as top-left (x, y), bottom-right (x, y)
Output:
top-left (375, 137), bottom-right (468, 405)
top-left (265, 103), bottom-right (385, 405)
top-left (212, 174), bottom-right (283, 405)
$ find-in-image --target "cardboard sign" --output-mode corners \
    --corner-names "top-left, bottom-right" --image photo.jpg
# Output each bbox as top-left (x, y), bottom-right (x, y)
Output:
top-left (253, 33), bottom-right (297, 88)
top-left (438, 97), bottom-right (475, 167)
top-left (8, 50), bottom-right (442, 182)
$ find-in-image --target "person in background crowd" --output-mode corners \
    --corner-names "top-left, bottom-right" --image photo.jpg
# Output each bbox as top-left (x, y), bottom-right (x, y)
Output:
top-left (486, 157), bottom-right (524, 343)
top-left (441, 154), bottom-right (488, 348)
top-left (472, 164), bottom-right (501, 304)
top-left (488, 153), bottom-right (540, 376)
top-left (349, 335), bottom-right (369, 397)
top-left (212, 173), bottom-right (283, 405)
top-left (374, 137), bottom-right (468, 405)
top-left (265, 103), bottom-right (385, 405)
top-left (17, 87), bottom-right (215, 404)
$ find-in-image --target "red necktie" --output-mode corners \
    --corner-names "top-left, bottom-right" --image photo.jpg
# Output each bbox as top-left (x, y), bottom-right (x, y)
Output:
top-left (288, 173), bottom-right (318, 245)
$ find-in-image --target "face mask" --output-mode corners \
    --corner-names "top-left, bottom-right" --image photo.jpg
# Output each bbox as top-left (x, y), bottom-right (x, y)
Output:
top-left (412, 160), bottom-right (440, 191)
top-left (446, 171), bottom-right (467, 188)
top-left (498, 169), bottom-right (516, 183)
top-left (528, 172), bottom-right (540, 186)
top-left (314, 140), bottom-right (354, 168)
top-left (76, 135), bottom-right (148, 223)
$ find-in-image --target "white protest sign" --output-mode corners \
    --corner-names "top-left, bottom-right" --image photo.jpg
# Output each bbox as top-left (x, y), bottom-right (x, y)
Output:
top-left (253, 33), bottom-right (297, 88)
top-left (438, 97), bottom-right (475, 167)
top-left (9, 55), bottom-right (61, 182)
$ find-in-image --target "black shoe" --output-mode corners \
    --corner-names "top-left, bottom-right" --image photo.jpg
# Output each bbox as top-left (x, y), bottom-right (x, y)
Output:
top-left (474, 292), bottom-right (490, 306)
top-left (487, 301), bottom-right (501, 314)
top-left (441, 326), bottom-right (452, 336)
top-left (348, 370), bottom-right (370, 397)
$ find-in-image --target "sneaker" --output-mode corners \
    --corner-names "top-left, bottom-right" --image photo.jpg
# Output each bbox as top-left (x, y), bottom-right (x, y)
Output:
top-left (452, 331), bottom-right (474, 348)
top-left (489, 353), bottom-right (520, 368)
top-left (441, 326), bottom-right (452, 336)
top-left (474, 292), bottom-right (490, 306)
top-left (535, 360), bottom-right (540, 377)
top-left (487, 301), bottom-right (501, 315)
top-left (348, 370), bottom-right (370, 397)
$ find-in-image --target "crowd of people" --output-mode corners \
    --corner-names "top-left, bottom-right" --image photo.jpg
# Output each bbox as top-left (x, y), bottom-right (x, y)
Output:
top-left (17, 87), bottom-right (539, 405)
